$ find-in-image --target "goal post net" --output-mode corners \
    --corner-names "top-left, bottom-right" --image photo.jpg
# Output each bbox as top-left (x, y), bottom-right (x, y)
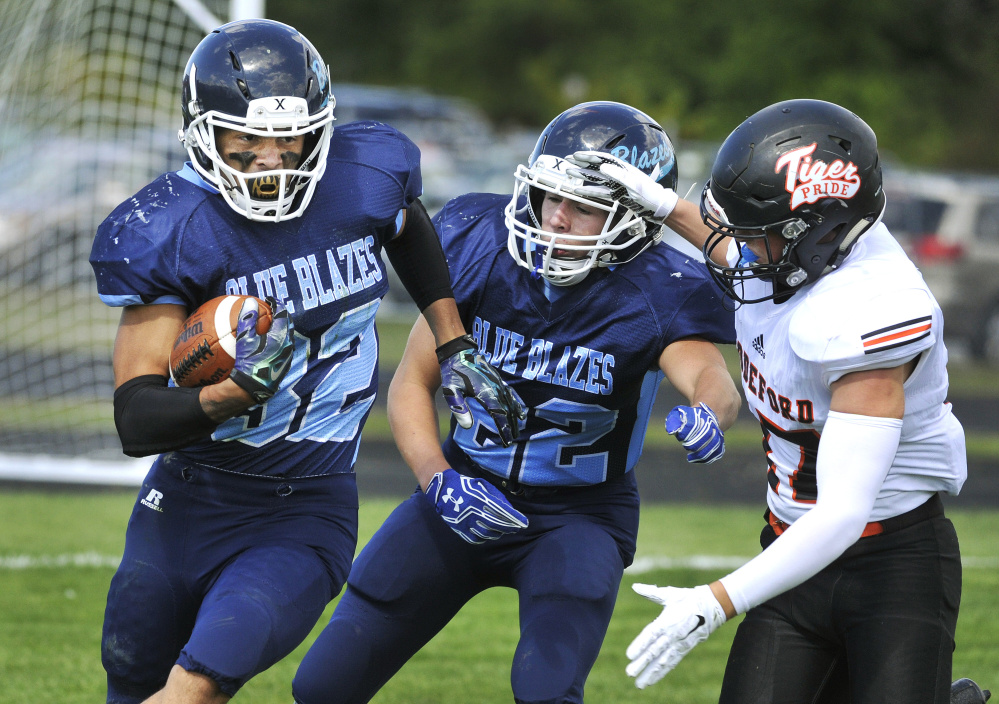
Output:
top-left (0, 0), bottom-right (239, 482)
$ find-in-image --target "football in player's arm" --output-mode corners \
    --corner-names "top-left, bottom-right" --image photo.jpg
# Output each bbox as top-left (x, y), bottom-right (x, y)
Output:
top-left (578, 98), bottom-right (969, 703)
top-left (88, 18), bottom-right (521, 704)
top-left (290, 101), bottom-right (741, 704)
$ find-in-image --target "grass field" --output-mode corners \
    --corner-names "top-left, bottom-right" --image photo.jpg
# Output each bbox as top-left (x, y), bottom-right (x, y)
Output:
top-left (1, 491), bottom-right (996, 703)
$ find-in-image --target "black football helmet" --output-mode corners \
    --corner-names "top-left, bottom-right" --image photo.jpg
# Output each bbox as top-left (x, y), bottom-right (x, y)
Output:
top-left (180, 19), bottom-right (334, 222)
top-left (505, 101), bottom-right (678, 285)
top-left (700, 99), bottom-right (886, 303)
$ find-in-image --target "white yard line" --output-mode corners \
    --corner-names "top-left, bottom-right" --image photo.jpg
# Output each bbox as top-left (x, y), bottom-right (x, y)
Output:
top-left (2, 553), bottom-right (996, 571)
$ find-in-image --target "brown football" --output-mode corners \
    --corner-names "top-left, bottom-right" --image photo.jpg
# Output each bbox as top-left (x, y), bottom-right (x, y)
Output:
top-left (169, 295), bottom-right (273, 387)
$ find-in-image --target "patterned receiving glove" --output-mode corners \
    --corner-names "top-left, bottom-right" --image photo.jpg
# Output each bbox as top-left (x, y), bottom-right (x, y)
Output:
top-left (436, 334), bottom-right (527, 448)
top-left (424, 468), bottom-right (529, 544)
top-left (665, 402), bottom-right (725, 464)
top-left (626, 584), bottom-right (727, 689)
top-left (565, 150), bottom-right (679, 222)
top-left (229, 297), bottom-right (294, 404)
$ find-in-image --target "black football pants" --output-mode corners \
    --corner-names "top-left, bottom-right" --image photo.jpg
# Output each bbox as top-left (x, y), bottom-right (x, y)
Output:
top-left (719, 501), bottom-right (961, 704)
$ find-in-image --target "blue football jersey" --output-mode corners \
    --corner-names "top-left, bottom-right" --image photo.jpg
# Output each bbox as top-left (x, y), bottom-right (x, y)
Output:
top-left (436, 193), bottom-right (735, 486)
top-left (90, 122), bottom-right (422, 478)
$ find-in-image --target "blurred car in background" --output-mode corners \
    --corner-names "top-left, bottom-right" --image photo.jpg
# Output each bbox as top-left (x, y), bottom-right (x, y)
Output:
top-left (331, 83), bottom-right (529, 213)
top-left (882, 168), bottom-right (999, 363)
top-left (0, 130), bottom-right (187, 288)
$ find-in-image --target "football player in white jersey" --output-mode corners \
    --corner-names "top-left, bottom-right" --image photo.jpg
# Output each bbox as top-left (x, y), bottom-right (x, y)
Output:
top-left (570, 99), bottom-right (967, 703)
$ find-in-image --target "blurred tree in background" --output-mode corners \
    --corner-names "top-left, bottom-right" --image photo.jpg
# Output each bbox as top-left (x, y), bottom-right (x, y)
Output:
top-left (271, 0), bottom-right (999, 172)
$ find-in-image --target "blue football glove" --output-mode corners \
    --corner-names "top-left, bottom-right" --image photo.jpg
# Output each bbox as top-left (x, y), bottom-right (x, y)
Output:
top-left (230, 297), bottom-right (294, 404)
top-left (424, 468), bottom-right (529, 544)
top-left (436, 335), bottom-right (527, 447)
top-left (665, 403), bottom-right (724, 464)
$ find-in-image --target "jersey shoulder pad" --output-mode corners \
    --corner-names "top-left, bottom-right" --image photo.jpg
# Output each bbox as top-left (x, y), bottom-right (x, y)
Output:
top-left (89, 172), bottom-right (218, 307)
top-left (789, 263), bottom-right (937, 383)
top-left (328, 121), bottom-right (420, 186)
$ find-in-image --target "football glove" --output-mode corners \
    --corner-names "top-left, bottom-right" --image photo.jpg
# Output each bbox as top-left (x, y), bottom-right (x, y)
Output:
top-left (436, 334), bottom-right (527, 448)
top-left (424, 468), bottom-right (529, 544)
top-left (626, 583), bottom-right (727, 689)
top-left (666, 403), bottom-right (725, 464)
top-left (230, 297), bottom-right (294, 404)
top-left (566, 150), bottom-right (679, 223)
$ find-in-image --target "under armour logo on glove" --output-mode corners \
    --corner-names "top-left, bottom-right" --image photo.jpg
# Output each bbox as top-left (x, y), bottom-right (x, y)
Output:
top-left (424, 468), bottom-right (528, 544)
top-left (665, 403), bottom-right (725, 464)
top-left (436, 335), bottom-right (527, 447)
top-left (626, 583), bottom-right (727, 689)
top-left (441, 488), bottom-right (464, 511)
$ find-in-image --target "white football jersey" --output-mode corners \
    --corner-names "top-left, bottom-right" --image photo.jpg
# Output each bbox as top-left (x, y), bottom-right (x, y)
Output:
top-left (728, 224), bottom-right (967, 523)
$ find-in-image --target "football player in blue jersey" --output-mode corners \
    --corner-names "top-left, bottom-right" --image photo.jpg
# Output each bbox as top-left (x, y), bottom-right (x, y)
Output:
top-left (88, 19), bottom-right (523, 704)
top-left (292, 101), bottom-right (742, 704)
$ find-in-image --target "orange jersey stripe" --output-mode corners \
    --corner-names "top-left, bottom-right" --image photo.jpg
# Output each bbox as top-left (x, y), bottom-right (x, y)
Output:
top-left (862, 323), bottom-right (931, 348)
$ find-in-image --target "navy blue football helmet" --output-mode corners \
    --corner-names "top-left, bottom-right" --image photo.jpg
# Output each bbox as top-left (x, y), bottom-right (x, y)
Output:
top-left (180, 19), bottom-right (334, 222)
top-left (505, 101), bottom-right (678, 285)
top-left (700, 99), bottom-right (886, 303)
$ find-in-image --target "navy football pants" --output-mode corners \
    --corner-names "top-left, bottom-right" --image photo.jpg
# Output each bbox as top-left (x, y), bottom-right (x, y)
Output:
top-left (102, 453), bottom-right (358, 703)
top-left (293, 472), bottom-right (640, 704)
top-left (719, 504), bottom-right (961, 704)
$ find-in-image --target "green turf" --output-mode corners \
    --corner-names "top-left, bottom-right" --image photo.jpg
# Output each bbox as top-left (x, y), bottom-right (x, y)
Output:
top-left (0, 492), bottom-right (996, 703)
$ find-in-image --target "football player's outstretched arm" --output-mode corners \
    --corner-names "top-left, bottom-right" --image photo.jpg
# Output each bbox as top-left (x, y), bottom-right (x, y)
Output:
top-left (563, 150), bottom-right (726, 267)
top-left (627, 361), bottom-right (913, 688)
top-left (664, 198), bottom-right (729, 267)
top-left (657, 338), bottom-right (741, 464)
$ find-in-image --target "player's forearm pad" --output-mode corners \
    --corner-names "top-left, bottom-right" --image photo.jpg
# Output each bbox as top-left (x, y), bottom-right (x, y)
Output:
top-left (113, 374), bottom-right (218, 457)
top-left (383, 199), bottom-right (455, 311)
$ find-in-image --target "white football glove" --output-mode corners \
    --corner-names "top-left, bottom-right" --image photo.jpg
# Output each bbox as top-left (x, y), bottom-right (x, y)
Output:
top-left (565, 150), bottom-right (679, 222)
top-left (626, 583), bottom-right (727, 689)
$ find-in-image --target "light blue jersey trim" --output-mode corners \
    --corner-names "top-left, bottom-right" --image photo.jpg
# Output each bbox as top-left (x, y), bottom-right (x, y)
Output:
top-left (99, 293), bottom-right (187, 308)
top-left (394, 208), bottom-right (405, 235)
top-left (175, 162), bottom-right (220, 194)
top-left (626, 368), bottom-right (665, 469)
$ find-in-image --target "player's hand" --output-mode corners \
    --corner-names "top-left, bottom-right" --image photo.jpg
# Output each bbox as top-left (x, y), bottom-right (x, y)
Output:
top-left (666, 403), bottom-right (725, 464)
top-left (565, 150), bottom-right (679, 222)
top-left (230, 297), bottom-right (294, 404)
top-left (626, 583), bottom-right (727, 689)
top-left (424, 468), bottom-right (529, 544)
top-left (436, 335), bottom-right (527, 447)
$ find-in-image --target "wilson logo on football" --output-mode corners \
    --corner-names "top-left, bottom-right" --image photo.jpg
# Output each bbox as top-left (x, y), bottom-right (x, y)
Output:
top-left (174, 320), bottom-right (204, 347)
top-left (776, 142), bottom-right (861, 210)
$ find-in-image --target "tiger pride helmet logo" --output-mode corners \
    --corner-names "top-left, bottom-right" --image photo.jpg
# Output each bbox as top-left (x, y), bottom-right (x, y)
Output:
top-left (775, 142), bottom-right (862, 210)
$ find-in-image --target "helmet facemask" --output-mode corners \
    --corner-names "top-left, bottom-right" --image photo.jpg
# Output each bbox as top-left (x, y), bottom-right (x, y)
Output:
top-left (505, 154), bottom-right (653, 286)
top-left (701, 182), bottom-right (884, 305)
top-left (181, 63), bottom-right (335, 223)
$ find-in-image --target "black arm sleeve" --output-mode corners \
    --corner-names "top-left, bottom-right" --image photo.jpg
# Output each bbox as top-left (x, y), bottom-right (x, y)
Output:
top-left (382, 199), bottom-right (455, 311)
top-left (113, 375), bottom-right (218, 458)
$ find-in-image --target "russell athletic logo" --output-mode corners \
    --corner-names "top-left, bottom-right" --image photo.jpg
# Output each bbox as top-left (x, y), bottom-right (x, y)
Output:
top-left (776, 143), bottom-right (861, 210)
top-left (140, 489), bottom-right (164, 513)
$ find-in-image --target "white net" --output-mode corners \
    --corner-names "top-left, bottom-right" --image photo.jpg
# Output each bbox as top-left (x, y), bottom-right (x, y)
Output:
top-left (0, 0), bottom-right (229, 469)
